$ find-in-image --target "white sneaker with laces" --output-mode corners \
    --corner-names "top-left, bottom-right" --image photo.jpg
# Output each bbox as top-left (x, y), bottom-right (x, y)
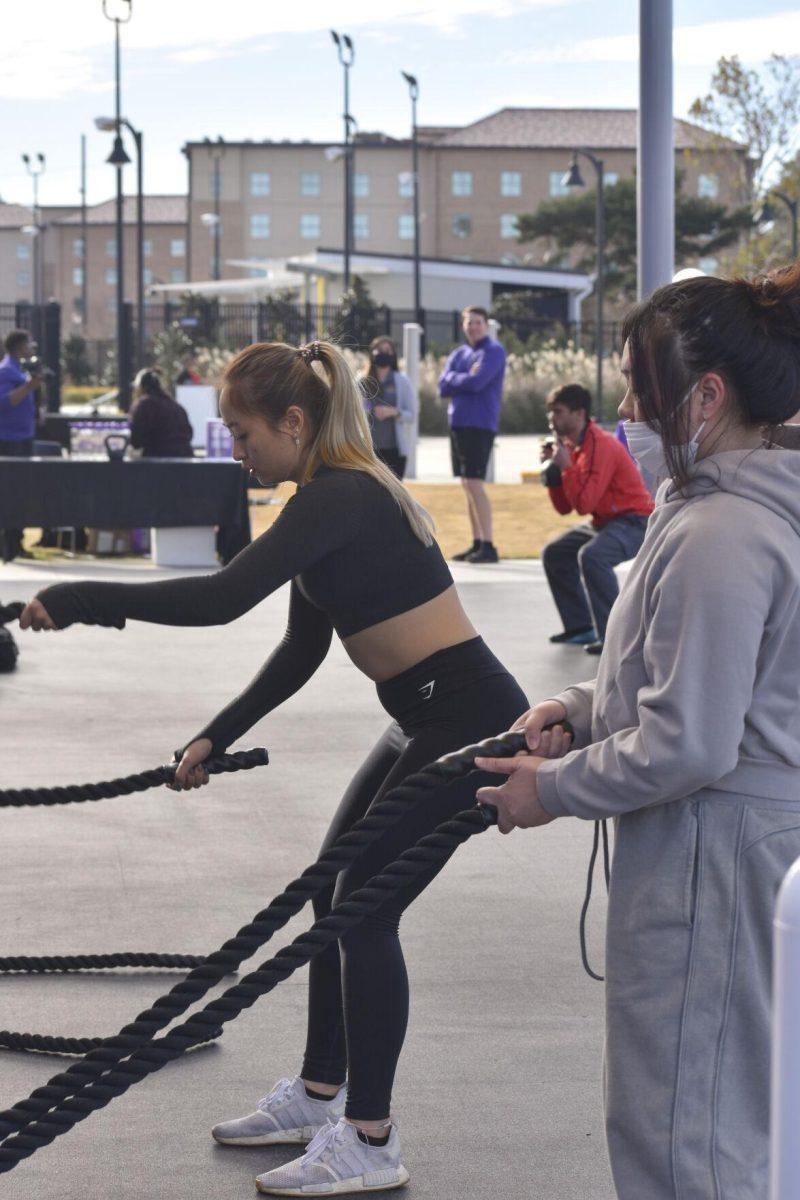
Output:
top-left (211, 1076), bottom-right (346, 1147)
top-left (255, 1116), bottom-right (409, 1196)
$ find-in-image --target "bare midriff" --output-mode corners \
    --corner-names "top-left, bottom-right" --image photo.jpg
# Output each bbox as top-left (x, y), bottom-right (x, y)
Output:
top-left (341, 585), bottom-right (478, 682)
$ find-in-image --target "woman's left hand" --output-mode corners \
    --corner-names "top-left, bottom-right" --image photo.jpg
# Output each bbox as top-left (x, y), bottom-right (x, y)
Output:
top-left (373, 404), bottom-right (397, 421)
top-left (19, 599), bottom-right (57, 631)
top-left (474, 755), bottom-right (555, 834)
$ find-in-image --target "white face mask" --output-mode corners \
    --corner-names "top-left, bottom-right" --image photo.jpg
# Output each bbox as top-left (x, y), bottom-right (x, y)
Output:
top-left (624, 386), bottom-right (706, 496)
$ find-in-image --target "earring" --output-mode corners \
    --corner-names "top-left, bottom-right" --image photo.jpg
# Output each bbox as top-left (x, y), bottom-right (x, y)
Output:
top-left (294, 436), bottom-right (300, 447)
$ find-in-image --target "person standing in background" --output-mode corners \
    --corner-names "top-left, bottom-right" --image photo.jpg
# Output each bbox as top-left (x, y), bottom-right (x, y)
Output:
top-left (360, 337), bottom-right (416, 480)
top-left (0, 329), bottom-right (43, 563)
top-left (129, 368), bottom-right (194, 459)
top-left (438, 306), bottom-right (505, 563)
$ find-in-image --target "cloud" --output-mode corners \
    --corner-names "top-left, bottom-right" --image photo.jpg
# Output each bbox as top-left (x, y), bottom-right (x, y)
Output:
top-left (507, 10), bottom-right (800, 66)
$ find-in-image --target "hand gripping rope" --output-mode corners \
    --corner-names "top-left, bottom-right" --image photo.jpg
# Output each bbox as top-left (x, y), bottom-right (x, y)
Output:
top-left (0, 731), bottom-right (520, 1175)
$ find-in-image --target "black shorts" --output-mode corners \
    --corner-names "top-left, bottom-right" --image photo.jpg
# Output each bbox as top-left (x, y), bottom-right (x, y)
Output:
top-left (450, 426), bottom-right (495, 479)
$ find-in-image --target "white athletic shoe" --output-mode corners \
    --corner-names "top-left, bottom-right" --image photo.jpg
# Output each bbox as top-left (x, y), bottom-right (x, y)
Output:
top-left (255, 1117), bottom-right (409, 1196)
top-left (212, 1076), bottom-right (346, 1147)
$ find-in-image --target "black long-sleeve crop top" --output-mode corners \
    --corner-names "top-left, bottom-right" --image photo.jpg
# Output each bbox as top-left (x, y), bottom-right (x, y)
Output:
top-left (37, 466), bottom-right (453, 755)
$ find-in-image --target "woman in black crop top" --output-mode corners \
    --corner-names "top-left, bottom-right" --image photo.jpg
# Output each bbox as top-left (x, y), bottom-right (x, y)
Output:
top-left (21, 340), bottom-right (538, 1197)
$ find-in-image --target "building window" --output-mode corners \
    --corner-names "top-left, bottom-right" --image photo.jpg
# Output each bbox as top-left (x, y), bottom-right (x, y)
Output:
top-left (354, 173), bottom-right (370, 198)
top-left (170, 238), bottom-right (185, 258)
top-left (105, 268), bottom-right (117, 285)
top-left (170, 268), bottom-right (186, 284)
top-left (143, 239), bottom-right (152, 257)
top-left (549, 171), bottom-right (571, 198)
top-left (353, 213), bottom-right (369, 240)
top-left (604, 172), bottom-right (620, 187)
top-left (16, 243), bottom-right (30, 260)
top-left (72, 237), bottom-right (84, 259)
top-left (451, 171), bottom-right (473, 197)
top-left (452, 213), bottom-right (472, 239)
top-left (17, 271), bottom-right (30, 287)
top-left (106, 239), bottom-right (116, 258)
top-left (250, 171), bottom-right (271, 197)
top-left (500, 213), bottom-right (519, 240)
top-left (300, 171), bottom-right (321, 197)
top-left (698, 173), bottom-right (719, 199)
top-left (501, 171), bottom-right (521, 197)
top-left (300, 213), bottom-right (321, 239)
top-left (398, 172), bottom-right (414, 198)
top-left (398, 214), bottom-right (415, 240)
top-left (72, 267), bottom-right (83, 286)
top-left (250, 213), bottom-right (271, 239)
top-left (143, 267), bottom-right (153, 285)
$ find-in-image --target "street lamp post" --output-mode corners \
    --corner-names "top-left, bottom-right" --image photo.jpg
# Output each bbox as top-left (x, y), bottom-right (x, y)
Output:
top-left (21, 153), bottom-right (45, 312)
top-left (756, 191), bottom-right (799, 260)
top-left (102, 0), bottom-right (133, 409)
top-left (97, 115), bottom-right (143, 367)
top-left (331, 31), bottom-right (355, 293)
top-left (563, 149), bottom-right (605, 423)
top-left (401, 72), bottom-right (422, 324)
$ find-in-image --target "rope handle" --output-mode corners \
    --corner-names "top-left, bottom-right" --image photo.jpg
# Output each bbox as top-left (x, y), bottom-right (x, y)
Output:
top-left (0, 603), bottom-right (23, 626)
top-left (0, 748), bottom-right (269, 808)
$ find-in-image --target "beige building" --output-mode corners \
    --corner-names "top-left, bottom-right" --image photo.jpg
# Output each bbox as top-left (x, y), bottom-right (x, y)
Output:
top-left (0, 196), bottom-right (187, 340)
top-left (184, 107), bottom-right (745, 297)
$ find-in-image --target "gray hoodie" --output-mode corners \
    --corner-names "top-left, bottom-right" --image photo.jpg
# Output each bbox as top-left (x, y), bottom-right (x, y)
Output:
top-left (537, 446), bottom-right (800, 818)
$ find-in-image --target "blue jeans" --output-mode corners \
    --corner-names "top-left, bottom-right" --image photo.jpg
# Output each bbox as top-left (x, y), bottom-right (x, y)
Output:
top-left (542, 515), bottom-right (648, 641)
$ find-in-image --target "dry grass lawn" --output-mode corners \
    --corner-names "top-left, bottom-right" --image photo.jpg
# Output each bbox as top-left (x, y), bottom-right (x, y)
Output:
top-left (251, 481), bottom-right (583, 559)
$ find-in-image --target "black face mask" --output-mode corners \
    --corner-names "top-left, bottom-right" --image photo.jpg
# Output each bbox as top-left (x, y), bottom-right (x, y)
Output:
top-left (372, 353), bottom-right (394, 369)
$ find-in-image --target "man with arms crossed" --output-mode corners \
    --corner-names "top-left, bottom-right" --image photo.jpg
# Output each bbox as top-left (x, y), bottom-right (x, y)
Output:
top-left (0, 329), bottom-right (43, 563)
top-left (438, 306), bottom-right (505, 563)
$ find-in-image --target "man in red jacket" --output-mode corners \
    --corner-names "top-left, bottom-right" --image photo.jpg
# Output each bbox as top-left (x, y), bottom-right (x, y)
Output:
top-left (541, 383), bottom-right (653, 655)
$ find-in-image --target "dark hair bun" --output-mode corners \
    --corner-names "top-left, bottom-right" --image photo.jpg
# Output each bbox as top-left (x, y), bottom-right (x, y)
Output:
top-left (738, 263), bottom-right (800, 343)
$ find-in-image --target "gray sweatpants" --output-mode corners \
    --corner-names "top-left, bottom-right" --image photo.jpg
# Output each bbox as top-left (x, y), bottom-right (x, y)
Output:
top-left (605, 789), bottom-right (800, 1199)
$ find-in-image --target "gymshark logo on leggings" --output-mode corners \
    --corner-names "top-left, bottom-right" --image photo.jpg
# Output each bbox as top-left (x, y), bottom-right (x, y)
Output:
top-left (418, 680), bottom-right (435, 700)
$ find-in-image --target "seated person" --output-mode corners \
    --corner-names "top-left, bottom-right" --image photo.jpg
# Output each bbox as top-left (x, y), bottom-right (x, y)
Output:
top-left (129, 369), bottom-right (194, 458)
top-left (540, 383), bottom-right (653, 655)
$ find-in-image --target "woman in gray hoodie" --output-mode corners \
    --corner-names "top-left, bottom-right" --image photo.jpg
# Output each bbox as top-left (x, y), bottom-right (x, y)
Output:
top-left (475, 265), bottom-right (800, 1200)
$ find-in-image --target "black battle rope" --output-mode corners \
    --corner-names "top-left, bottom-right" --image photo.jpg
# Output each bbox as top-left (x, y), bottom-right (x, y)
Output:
top-left (0, 748), bottom-right (269, 808)
top-left (579, 819), bottom-right (611, 982)
top-left (0, 602), bottom-right (23, 626)
top-left (0, 732), bottom-right (523, 1173)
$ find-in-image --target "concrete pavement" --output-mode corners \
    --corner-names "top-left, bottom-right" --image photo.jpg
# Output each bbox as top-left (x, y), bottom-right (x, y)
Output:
top-left (0, 554), bottom-right (615, 1200)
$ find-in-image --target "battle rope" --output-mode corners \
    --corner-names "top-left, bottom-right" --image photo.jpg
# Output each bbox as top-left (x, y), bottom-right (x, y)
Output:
top-left (0, 732), bottom-right (521, 1173)
top-left (0, 749), bottom-right (268, 1054)
top-left (0, 602), bottom-right (23, 626)
top-left (0, 747), bottom-right (268, 808)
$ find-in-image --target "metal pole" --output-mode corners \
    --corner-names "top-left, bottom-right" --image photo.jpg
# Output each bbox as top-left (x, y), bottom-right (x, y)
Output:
top-left (213, 153), bottom-right (221, 281)
top-left (128, 124), bottom-right (144, 369)
top-left (595, 157), bottom-right (605, 425)
top-left (80, 135), bottom-right (88, 328)
top-left (772, 192), bottom-right (799, 259)
top-left (33, 172), bottom-right (41, 308)
top-left (638, 0), bottom-right (674, 298)
top-left (114, 20), bottom-right (127, 404)
top-left (410, 84), bottom-right (421, 323)
top-left (344, 59), bottom-right (352, 290)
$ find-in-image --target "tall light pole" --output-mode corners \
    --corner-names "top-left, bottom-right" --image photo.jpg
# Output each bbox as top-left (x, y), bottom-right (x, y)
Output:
top-left (97, 115), bottom-right (143, 366)
top-left (755, 191), bottom-right (799, 260)
top-left (80, 135), bottom-right (88, 329)
top-left (21, 153), bottom-right (45, 311)
top-left (102, 0), bottom-right (132, 409)
top-left (331, 31), bottom-right (355, 293)
top-left (401, 71), bottom-right (422, 324)
top-left (564, 149), bottom-right (605, 423)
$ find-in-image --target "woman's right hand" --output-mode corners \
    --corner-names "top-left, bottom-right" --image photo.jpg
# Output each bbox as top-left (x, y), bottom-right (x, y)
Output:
top-left (169, 738), bottom-right (213, 791)
top-left (510, 700), bottom-right (571, 755)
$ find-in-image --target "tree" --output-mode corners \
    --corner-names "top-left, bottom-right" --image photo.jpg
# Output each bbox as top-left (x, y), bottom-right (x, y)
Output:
top-left (61, 334), bottom-right (94, 385)
top-left (516, 174), bottom-right (750, 303)
top-left (337, 275), bottom-right (388, 346)
top-left (688, 55), bottom-right (800, 204)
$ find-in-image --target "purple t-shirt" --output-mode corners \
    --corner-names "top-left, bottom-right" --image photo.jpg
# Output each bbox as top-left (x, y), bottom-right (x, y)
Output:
top-left (0, 354), bottom-right (34, 441)
top-left (437, 336), bottom-right (506, 431)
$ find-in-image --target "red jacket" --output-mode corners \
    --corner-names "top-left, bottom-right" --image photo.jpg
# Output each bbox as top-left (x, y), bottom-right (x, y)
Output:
top-left (546, 420), bottom-right (654, 527)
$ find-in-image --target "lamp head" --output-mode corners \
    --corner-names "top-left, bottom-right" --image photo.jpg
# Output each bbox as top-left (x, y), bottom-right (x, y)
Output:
top-left (95, 116), bottom-right (117, 132)
top-left (343, 34), bottom-right (353, 51)
top-left (563, 156), bottom-right (585, 189)
top-left (754, 200), bottom-right (776, 231)
top-left (330, 30), bottom-right (340, 46)
top-left (107, 135), bottom-right (131, 167)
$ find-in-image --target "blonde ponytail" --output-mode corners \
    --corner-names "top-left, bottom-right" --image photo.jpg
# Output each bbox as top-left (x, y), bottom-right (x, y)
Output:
top-left (222, 340), bottom-right (434, 546)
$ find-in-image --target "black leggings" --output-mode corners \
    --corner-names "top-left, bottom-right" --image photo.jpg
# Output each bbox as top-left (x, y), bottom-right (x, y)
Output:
top-left (300, 637), bottom-right (528, 1119)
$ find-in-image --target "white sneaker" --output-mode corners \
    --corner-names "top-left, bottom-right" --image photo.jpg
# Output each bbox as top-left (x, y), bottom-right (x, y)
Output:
top-left (212, 1076), bottom-right (346, 1147)
top-left (255, 1116), bottom-right (409, 1196)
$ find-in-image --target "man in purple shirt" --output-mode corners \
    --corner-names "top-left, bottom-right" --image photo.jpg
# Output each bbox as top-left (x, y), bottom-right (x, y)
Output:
top-left (0, 329), bottom-right (42, 562)
top-left (438, 305), bottom-right (506, 562)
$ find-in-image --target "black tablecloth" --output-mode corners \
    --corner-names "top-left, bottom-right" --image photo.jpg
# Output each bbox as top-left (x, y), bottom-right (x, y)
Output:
top-left (0, 458), bottom-right (251, 563)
